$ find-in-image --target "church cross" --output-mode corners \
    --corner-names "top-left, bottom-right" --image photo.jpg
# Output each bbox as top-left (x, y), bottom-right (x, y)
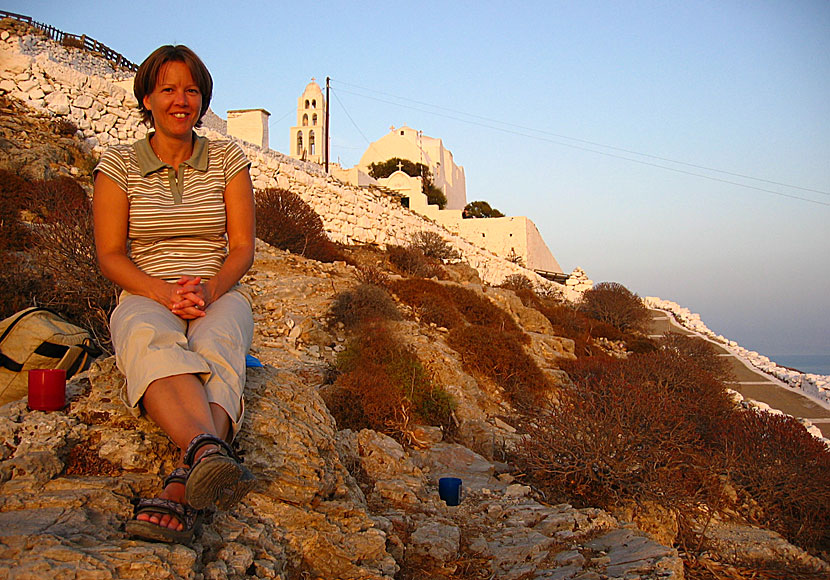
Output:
top-left (397, 161), bottom-right (403, 171)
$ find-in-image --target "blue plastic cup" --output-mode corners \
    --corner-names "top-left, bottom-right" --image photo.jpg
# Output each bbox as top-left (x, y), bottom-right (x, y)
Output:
top-left (438, 477), bottom-right (463, 506)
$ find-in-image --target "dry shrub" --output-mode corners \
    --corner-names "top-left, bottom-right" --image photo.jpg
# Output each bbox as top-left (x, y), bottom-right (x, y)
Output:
top-left (514, 351), bottom-right (735, 521)
top-left (722, 410), bottom-right (830, 554)
top-left (61, 35), bottom-right (84, 49)
top-left (388, 279), bottom-right (523, 337)
top-left (328, 283), bottom-right (401, 330)
top-left (323, 322), bottom-right (454, 440)
top-left (579, 281), bottom-right (650, 333)
top-left (25, 176), bottom-right (88, 221)
top-left (499, 274), bottom-right (534, 292)
top-left (387, 245), bottom-right (442, 278)
top-left (0, 169), bottom-right (30, 251)
top-left (255, 187), bottom-right (342, 262)
top-left (54, 118), bottom-right (79, 137)
top-left (659, 332), bottom-right (734, 383)
top-left (355, 264), bottom-right (390, 287)
top-left (30, 193), bottom-right (118, 352)
top-left (448, 324), bottom-right (550, 407)
top-left (409, 230), bottom-right (459, 260)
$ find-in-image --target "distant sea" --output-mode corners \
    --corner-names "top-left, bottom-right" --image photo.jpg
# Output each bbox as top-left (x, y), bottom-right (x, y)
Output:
top-left (768, 355), bottom-right (830, 377)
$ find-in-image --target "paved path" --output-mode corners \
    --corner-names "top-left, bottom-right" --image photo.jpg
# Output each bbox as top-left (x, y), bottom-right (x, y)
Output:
top-left (647, 310), bottom-right (830, 438)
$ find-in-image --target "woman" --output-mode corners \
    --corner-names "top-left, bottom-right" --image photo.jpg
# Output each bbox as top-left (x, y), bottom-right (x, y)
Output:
top-left (93, 45), bottom-right (257, 543)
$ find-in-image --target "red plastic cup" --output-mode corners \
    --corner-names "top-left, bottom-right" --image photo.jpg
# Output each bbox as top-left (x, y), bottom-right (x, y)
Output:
top-left (28, 369), bottom-right (66, 411)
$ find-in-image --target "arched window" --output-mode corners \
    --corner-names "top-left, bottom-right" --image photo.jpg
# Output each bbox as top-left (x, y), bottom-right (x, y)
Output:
top-left (302, 114), bottom-right (308, 126)
top-left (296, 132), bottom-right (303, 156)
top-left (309, 130), bottom-right (316, 155)
top-left (312, 113), bottom-right (318, 126)
top-left (311, 99), bottom-right (316, 109)
top-left (304, 99), bottom-right (309, 109)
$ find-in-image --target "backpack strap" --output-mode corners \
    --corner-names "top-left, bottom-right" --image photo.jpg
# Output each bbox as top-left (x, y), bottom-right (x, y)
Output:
top-left (0, 308), bottom-right (55, 372)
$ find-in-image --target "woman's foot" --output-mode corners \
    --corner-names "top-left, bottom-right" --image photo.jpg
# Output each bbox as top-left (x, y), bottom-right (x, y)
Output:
top-left (126, 467), bottom-right (200, 543)
top-left (136, 476), bottom-right (187, 531)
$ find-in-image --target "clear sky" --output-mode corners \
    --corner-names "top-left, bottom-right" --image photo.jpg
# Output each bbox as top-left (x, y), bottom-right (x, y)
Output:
top-left (10, 1), bottom-right (830, 358)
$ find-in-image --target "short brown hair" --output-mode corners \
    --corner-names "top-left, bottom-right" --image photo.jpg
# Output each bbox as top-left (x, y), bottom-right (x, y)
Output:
top-left (134, 45), bottom-right (213, 128)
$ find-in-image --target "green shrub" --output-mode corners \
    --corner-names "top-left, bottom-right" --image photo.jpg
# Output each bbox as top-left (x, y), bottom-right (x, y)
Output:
top-left (328, 283), bottom-right (401, 330)
top-left (463, 200), bottom-right (504, 218)
top-left (255, 187), bottom-right (342, 262)
top-left (368, 157), bottom-right (447, 208)
top-left (579, 281), bottom-right (650, 333)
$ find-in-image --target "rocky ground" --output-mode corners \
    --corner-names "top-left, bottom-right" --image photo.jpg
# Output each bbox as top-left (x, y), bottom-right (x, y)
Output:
top-left (2, 242), bottom-right (828, 580)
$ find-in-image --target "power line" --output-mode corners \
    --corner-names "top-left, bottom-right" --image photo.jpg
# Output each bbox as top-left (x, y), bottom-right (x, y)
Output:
top-left (330, 80), bottom-right (830, 207)
top-left (329, 87), bottom-right (371, 145)
top-left (332, 79), bottom-right (830, 197)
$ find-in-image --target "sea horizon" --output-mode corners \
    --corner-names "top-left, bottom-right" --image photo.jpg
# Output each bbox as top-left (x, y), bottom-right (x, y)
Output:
top-left (767, 354), bottom-right (830, 377)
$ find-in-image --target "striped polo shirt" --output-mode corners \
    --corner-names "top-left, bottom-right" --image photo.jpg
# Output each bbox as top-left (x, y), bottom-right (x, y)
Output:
top-left (94, 133), bottom-right (251, 282)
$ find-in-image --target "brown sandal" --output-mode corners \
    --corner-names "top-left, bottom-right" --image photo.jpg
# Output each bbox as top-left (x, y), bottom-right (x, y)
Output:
top-left (183, 434), bottom-right (258, 511)
top-left (126, 468), bottom-right (201, 544)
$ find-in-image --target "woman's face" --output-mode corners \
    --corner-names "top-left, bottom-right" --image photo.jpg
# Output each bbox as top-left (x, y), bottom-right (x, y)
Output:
top-left (142, 60), bottom-right (202, 141)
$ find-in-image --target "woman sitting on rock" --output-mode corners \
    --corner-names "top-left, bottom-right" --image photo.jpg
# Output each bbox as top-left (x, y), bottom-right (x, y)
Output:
top-left (93, 44), bottom-right (257, 543)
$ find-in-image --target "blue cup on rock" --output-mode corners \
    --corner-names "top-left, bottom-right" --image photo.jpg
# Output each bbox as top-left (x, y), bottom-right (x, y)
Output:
top-left (438, 477), bottom-right (462, 506)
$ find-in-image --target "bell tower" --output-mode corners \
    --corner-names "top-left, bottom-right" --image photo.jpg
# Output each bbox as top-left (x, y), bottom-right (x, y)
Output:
top-left (289, 79), bottom-right (326, 164)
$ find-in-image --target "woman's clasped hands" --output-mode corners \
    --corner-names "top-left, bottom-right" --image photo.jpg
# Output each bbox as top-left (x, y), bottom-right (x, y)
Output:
top-left (168, 275), bottom-right (213, 319)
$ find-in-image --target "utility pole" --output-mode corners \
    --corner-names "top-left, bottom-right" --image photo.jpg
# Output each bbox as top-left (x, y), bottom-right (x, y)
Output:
top-left (325, 77), bottom-right (330, 173)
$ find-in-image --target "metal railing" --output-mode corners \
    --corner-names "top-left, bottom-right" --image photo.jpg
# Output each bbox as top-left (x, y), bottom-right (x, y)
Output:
top-left (0, 10), bottom-right (137, 71)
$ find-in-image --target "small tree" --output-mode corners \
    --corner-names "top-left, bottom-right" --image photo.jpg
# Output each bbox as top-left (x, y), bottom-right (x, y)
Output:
top-left (463, 200), bottom-right (504, 218)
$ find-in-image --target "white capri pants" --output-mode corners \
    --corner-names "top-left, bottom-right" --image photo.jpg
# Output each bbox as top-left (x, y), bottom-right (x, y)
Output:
top-left (110, 286), bottom-right (254, 436)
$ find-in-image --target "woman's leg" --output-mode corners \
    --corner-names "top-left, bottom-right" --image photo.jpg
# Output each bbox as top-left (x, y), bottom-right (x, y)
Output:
top-left (187, 289), bottom-right (254, 438)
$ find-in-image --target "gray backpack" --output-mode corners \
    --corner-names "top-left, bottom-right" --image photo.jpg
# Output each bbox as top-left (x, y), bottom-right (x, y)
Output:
top-left (0, 307), bottom-right (101, 407)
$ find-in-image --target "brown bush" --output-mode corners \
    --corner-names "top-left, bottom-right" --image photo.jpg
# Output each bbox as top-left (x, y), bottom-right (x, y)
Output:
top-left (25, 176), bottom-right (88, 221)
top-left (721, 410), bottom-right (830, 553)
top-left (499, 274), bottom-right (534, 292)
top-left (0, 252), bottom-right (48, 320)
top-left (659, 332), bottom-right (734, 383)
top-left (354, 264), bottom-right (390, 287)
top-left (255, 187), bottom-right (342, 262)
top-left (0, 169), bottom-right (30, 251)
top-left (387, 245), bottom-right (442, 278)
top-left (448, 325), bottom-right (549, 408)
top-left (30, 193), bottom-right (118, 352)
top-left (61, 35), bottom-right (84, 49)
top-left (323, 322), bottom-right (454, 441)
top-left (514, 351), bottom-right (736, 519)
top-left (388, 279), bottom-right (524, 337)
top-left (328, 283), bottom-right (401, 330)
top-left (409, 230), bottom-right (459, 260)
top-left (54, 118), bottom-right (79, 137)
top-left (579, 281), bottom-right (650, 333)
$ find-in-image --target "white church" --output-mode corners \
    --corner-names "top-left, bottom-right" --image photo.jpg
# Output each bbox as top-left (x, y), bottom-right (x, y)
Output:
top-left (226, 80), bottom-right (563, 276)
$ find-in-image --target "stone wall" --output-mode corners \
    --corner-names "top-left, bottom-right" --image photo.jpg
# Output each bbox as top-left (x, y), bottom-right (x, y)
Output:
top-left (0, 24), bottom-right (580, 292)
